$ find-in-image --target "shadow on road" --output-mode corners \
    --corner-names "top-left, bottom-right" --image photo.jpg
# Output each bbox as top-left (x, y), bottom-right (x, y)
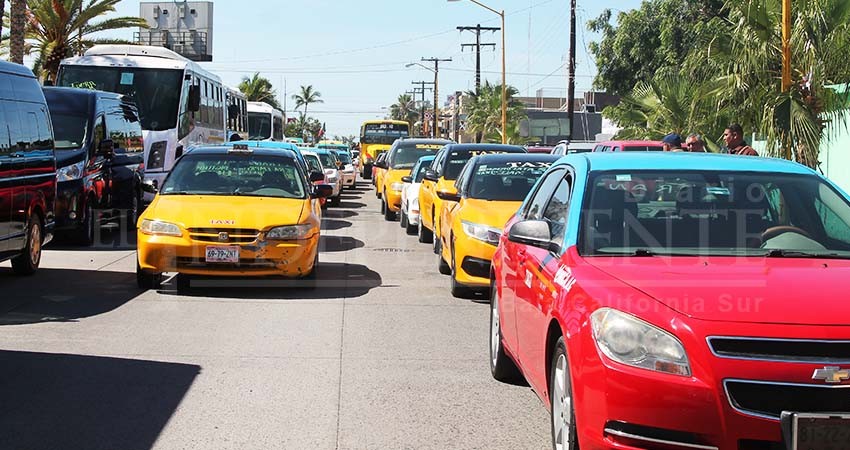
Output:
top-left (323, 209), bottom-right (358, 219)
top-left (170, 261), bottom-right (382, 299)
top-left (337, 200), bottom-right (367, 209)
top-left (48, 227), bottom-right (138, 252)
top-left (319, 235), bottom-right (365, 252)
top-left (0, 350), bottom-right (199, 450)
top-left (0, 269), bottom-right (139, 325)
top-left (320, 219), bottom-right (352, 231)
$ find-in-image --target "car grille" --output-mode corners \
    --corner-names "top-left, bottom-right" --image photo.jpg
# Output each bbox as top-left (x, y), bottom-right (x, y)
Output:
top-left (724, 379), bottom-right (850, 419)
top-left (708, 337), bottom-right (850, 363)
top-left (175, 257), bottom-right (276, 270)
top-left (187, 228), bottom-right (260, 243)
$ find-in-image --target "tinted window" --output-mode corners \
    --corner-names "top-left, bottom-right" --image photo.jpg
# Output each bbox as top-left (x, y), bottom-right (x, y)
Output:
top-left (52, 112), bottom-right (88, 150)
top-left (273, 116), bottom-right (284, 141)
top-left (162, 154), bottom-right (306, 199)
top-left (413, 160), bottom-right (432, 182)
top-left (304, 154), bottom-right (322, 173)
top-left (318, 153), bottom-right (334, 168)
top-left (248, 112), bottom-right (271, 140)
top-left (389, 142), bottom-right (443, 169)
top-left (104, 100), bottom-right (143, 152)
top-left (580, 171), bottom-right (850, 257)
top-left (5, 102), bottom-right (27, 153)
top-left (543, 176), bottom-right (572, 248)
top-left (524, 169), bottom-right (566, 220)
top-left (334, 152), bottom-right (352, 164)
top-left (10, 74), bottom-right (44, 103)
top-left (468, 160), bottom-right (553, 201)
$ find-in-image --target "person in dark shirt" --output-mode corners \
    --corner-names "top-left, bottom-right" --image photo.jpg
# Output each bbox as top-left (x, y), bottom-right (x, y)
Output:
top-left (723, 123), bottom-right (759, 156)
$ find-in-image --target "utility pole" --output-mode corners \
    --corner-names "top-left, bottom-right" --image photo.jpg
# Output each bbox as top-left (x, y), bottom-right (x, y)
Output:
top-left (459, 24), bottom-right (498, 143)
top-left (567, 0), bottom-right (577, 141)
top-left (421, 57), bottom-right (452, 138)
top-left (412, 81), bottom-right (434, 137)
top-left (781, 0), bottom-right (792, 160)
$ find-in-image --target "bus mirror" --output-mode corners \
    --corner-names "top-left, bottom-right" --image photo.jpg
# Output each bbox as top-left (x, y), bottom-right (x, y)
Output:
top-left (188, 85), bottom-right (201, 112)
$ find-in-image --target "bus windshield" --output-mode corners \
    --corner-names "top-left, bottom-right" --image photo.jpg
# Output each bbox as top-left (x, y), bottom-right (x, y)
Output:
top-left (361, 123), bottom-right (409, 145)
top-left (57, 66), bottom-right (183, 131)
top-left (248, 112), bottom-right (272, 140)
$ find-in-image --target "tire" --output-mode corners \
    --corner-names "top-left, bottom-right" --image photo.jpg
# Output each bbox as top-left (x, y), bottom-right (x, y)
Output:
top-left (78, 199), bottom-right (96, 246)
top-left (383, 197), bottom-right (396, 221)
top-left (405, 218), bottom-right (418, 236)
top-left (490, 284), bottom-right (523, 382)
top-left (400, 210), bottom-right (408, 229)
top-left (450, 242), bottom-right (475, 298)
top-left (550, 337), bottom-right (579, 450)
top-left (431, 212), bottom-right (440, 254)
top-left (380, 198), bottom-right (386, 215)
top-left (175, 273), bottom-right (192, 293)
top-left (136, 259), bottom-right (162, 290)
top-left (418, 217), bottom-right (433, 244)
top-left (437, 242), bottom-right (451, 275)
top-left (11, 215), bottom-right (43, 276)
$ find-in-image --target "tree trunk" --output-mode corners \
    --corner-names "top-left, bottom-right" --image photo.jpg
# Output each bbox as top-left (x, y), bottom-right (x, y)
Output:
top-left (0, 0), bottom-right (5, 49)
top-left (9, 0), bottom-right (25, 65)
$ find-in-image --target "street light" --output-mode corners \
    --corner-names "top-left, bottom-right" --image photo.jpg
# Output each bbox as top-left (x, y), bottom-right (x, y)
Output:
top-left (405, 62), bottom-right (434, 73)
top-left (448, 0), bottom-right (507, 144)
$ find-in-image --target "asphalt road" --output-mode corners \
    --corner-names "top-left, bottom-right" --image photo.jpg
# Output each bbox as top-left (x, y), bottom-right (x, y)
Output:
top-left (0, 181), bottom-right (550, 450)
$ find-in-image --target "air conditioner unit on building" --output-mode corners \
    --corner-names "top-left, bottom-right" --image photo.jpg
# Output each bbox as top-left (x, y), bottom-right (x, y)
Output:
top-left (584, 104), bottom-right (597, 114)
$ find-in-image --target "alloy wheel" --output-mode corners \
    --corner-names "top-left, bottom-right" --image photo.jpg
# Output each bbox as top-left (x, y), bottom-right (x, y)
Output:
top-left (552, 353), bottom-right (574, 450)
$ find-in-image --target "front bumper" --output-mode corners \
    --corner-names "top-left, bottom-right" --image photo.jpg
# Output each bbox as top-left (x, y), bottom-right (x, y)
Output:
top-left (137, 233), bottom-right (319, 277)
top-left (452, 235), bottom-right (495, 287)
top-left (54, 179), bottom-right (86, 231)
top-left (573, 320), bottom-right (850, 449)
top-left (385, 189), bottom-right (402, 212)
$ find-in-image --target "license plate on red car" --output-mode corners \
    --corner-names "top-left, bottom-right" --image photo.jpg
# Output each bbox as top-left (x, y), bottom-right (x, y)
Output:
top-left (205, 246), bottom-right (239, 263)
top-left (790, 413), bottom-right (850, 450)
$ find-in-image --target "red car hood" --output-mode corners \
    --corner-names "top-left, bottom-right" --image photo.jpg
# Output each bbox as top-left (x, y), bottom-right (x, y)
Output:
top-left (584, 256), bottom-right (850, 325)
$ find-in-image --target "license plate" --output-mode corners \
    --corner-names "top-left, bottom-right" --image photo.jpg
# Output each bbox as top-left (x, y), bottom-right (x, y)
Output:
top-left (791, 413), bottom-right (850, 450)
top-left (205, 245), bottom-right (239, 263)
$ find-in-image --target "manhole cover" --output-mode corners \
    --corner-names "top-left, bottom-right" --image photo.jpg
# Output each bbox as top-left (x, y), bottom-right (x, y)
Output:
top-left (372, 247), bottom-right (414, 253)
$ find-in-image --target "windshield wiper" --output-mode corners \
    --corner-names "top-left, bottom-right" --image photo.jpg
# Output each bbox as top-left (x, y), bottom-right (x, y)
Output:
top-left (763, 249), bottom-right (848, 259)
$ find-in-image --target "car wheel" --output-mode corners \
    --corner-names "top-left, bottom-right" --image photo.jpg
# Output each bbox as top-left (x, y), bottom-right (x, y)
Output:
top-left (406, 218), bottom-right (418, 235)
top-left (550, 337), bottom-right (579, 450)
top-left (136, 259), bottom-right (162, 290)
top-left (11, 215), bottom-right (43, 276)
top-left (431, 212), bottom-right (440, 254)
top-left (78, 200), bottom-right (95, 246)
top-left (383, 197), bottom-right (396, 221)
top-left (490, 284), bottom-right (522, 382)
top-left (418, 217), bottom-right (433, 244)
top-left (400, 210), bottom-right (408, 229)
top-left (380, 198), bottom-right (386, 215)
top-left (450, 242), bottom-right (474, 298)
top-left (437, 241), bottom-right (451, 275)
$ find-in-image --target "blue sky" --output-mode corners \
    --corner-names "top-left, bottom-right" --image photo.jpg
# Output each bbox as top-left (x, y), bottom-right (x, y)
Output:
top-left (92, 0), bottom-right (642, 137)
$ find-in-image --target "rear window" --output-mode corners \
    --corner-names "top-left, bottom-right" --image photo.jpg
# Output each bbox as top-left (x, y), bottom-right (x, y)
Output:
top-left (623, 145), bottom-right (663, 152)
top-left (444, 147), bottom-right (525, 180)
top-left (390, 142), bottom-right (444, 169)
top-left (468, 160), bottom-right (553, 201)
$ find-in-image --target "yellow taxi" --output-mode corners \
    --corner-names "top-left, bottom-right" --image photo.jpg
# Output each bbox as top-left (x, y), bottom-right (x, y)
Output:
top-left (418, 144), bottom-right (526, 252)
top-left (374, 138), bottom-right (451, 221)
top-left (437, 153), bottom-right (557, 297)
top-left (372, 152), bottom-right (388, 195)
top-left (136, 145), bottom-right (333, 291)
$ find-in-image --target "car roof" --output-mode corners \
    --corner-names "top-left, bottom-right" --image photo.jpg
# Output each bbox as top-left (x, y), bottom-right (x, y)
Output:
top-left (43, 86), bottom-right (124, 101)
top-left (474, 153), bottom-right (560, 164)
top-left (597, 140), bottom-right (664, 146)
top-left (186, 145), bottom-right (298, 160)
top-left (445, 143), bottom-right (527, 152)
top-left (231, 140), bottom-right (300, 151)
top-left (397, 138), bottom-right (453, 145)
top-left (0, 60), bottom-right (37, 78)
top-left (559, 152), bottom-right (815, 175)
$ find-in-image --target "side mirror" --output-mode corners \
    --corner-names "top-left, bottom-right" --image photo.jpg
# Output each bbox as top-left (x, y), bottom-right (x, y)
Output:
top-left (141, 179), bottom-right (158, 194)
top-left (188, 84), bottom-right (201, 112)
top-left (374, 160), bottom-right (388, 170)
top-left (98, 139), bottom-right (115, 158)
top-left (401, 176), bottom-right (413, 183)
top-left (436, 189), bottom-right (461, 202)
top-left (309, 171), bottom-right (325, 182)
top-left (424, 169), bottom-right (439, 182)
top-left (507, 220), bottom-right (552, 249)
top-left (312, 184), bottom-right (334, 198)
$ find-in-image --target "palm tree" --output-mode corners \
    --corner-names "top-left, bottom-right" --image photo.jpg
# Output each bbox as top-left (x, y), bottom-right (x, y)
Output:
top-left (238, 72), bottom-right (280, 109)
top-left (14, 0), bottom-right (147, 80)
top-left (0, 1), bottom-right (6, 50)
top-left (8, 0), bottom-right (24, 64)
top-left (464, 81), bottom-right (526, 143)
top-left (292, 85), bottom-right (323, 118)
top-left (389, 93), bottom-right (419, 129)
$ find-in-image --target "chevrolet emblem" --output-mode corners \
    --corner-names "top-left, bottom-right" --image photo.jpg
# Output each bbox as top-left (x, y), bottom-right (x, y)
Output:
top-left (218, 232), bottom-right (229, 242)
top-left (812, 366), bottom-right (850, 384)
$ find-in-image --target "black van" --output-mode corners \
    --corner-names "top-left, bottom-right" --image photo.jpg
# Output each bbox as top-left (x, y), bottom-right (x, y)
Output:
top-left (43, 87), bottom-right (144, 244)
top-left (0, 61), bottom-right (56, 275)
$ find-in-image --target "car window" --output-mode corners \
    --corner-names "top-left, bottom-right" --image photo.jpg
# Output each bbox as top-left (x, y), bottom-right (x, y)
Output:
top-left (542, 175), bottom-right (572, 248)
top-left (304, 154), bottom-right (322, 173)
top-left (524, 168), bottom-right (566, 220)
top-left (389, 142), bottom-right (443, 169)
top-left (413, 160), bottom-right (431, 182)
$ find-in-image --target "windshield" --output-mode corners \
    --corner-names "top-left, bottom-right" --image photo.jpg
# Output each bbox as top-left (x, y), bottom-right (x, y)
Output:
top-left (361, 123), bottom-right (409, 145)
top-left (579, 171), bottom-right (850, 257)
top-left (248, 112), bottom-right (272, 140)
top-left (304, 154), bottom-right (322, 172)
top-left (51, 112), bottom-right (88, 150)
top-left (161, 154), bottom-right (307, 199)
top-left (334, 152), bottom-right (352, 164)
top-left (468, 161), bottom-right (553, 201)
top-left (318, 153), bottom-right (335, 168)
top-left (390, 143), bottom-right (443, 169)
top-left (445, 148), bottom-right (525, 180)
top-left (57, 66), bottom-right (182, 131)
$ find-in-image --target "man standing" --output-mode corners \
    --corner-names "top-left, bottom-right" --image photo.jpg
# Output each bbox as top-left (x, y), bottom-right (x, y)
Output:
top-left (661, 133), bottom-right (685, 152)
top-left (685, 134), bottom-right (706, 152)
top-left (723, 124), bottom-right (759, 156)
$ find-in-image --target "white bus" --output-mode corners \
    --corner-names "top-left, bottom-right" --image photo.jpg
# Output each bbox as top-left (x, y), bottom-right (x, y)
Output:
top-left (56, 45), bottom-right (227, 199)
top-left (247, 101), bottom-right (285, 141)
top-left (225, 86), bottom-right (248, 141)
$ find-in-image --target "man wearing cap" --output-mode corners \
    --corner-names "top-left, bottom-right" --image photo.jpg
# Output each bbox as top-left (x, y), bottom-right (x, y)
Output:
top-left (662, 133), bottom-right (685, 152)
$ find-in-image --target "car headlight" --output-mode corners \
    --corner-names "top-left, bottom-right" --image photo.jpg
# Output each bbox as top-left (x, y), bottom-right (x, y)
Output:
top-left (266, 224), bottom-right (315, 240)
top-left (391, 182), bottom-right (405, 192)
top-left (56, 160), bottom-right (85, 182)
top-left (590, 308), bottom-right (690, 376)
top-left (140, 219), bottom-right (182, 237)
top-left (461, 220), bottom-right (502, 246)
